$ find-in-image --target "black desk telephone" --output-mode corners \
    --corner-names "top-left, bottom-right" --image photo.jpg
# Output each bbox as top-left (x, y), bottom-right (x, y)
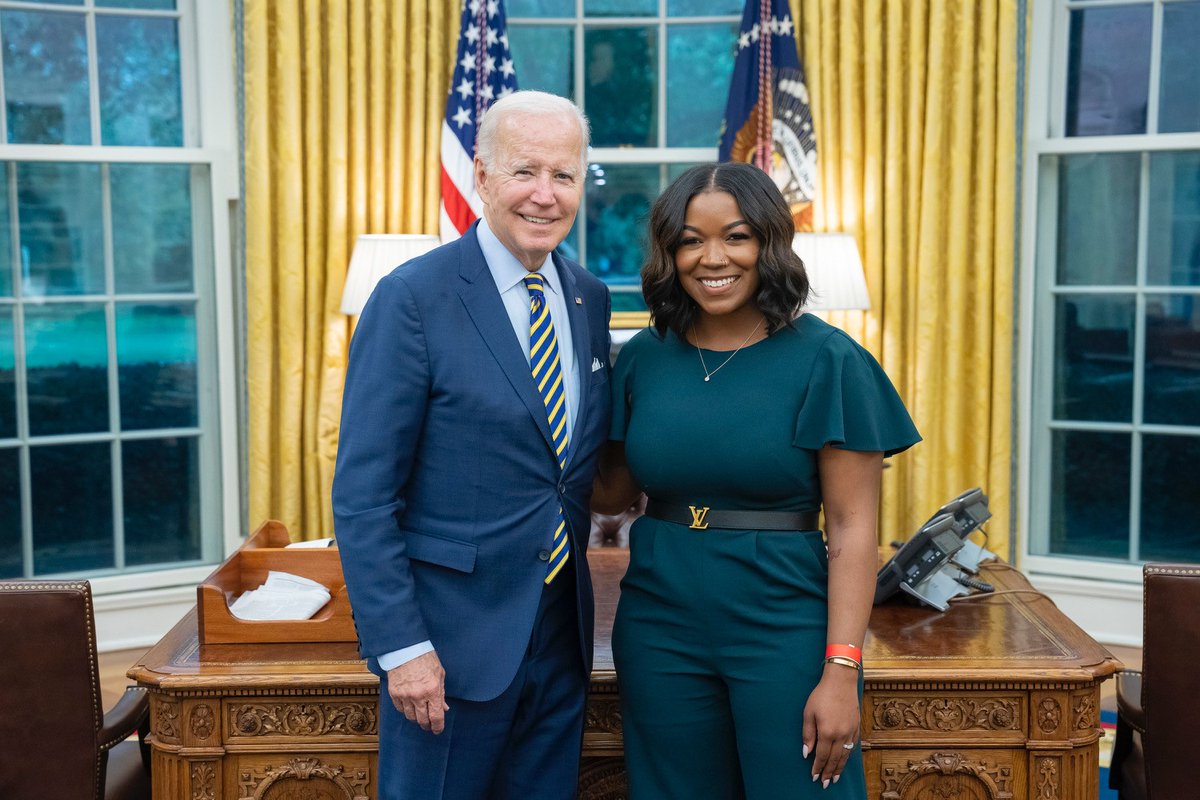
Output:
top-left (874, 488), bottom-right (995, 611)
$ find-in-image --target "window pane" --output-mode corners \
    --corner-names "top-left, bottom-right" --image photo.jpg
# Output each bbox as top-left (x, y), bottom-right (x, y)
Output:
top-left (508, 0), bottom-right (572, 16)
top-left (96, 15), bottom-right (182, 146)
top-left (1144, 294), bottom-right (1200, 426)
top-left (1, 10), bottom-right (91, 145)
top-left (584, 0), bottom-right (655, 16)
top-left (117, 302), bottom-right (197, 430)
top-left (98, 0), bottom-right (176, 9)
top-left (0, 307), bottom-right (14, 438)
top-left (586, 163), bottom-right (656, 286)
top-left (123, 437), bottom-right (199, 566)
top-left (0, 167), bottom-right (11, 297)
top-left (1053, 294), bottom-right (1135, 423)
top-left (510, 25), bottom-right (574, 101)
top-left (17, 162), bottom-right (104, 297)
top-left (668, 162), bottom-right (702, 182)
top-left (1052, 153), bottom-right (1139, 286)
top-left (1065, 6), bottom-right (1151, 136)
top-left (612, 287), bottom-right (648, 313)
top-left (669, 0), bottom-right (741, 14)
top-left (1146, 152), bottom-right (1200, 286)
top-left (1141, 434), bottom-right (1200, 561)
top-left (0, 448), bottom-right (19, 578)
top-left (112, 164), bottom-right (195, 293)
top-left (31, 443), bottom-right (113, 574)
top-left (1045, 430), bottom-right (1130, 559)
top-left (556, 217), bottom-right (580, 264)
top-left (26, 304), bottom-right (109, 436)
top-left (585, 28), bottom-right (656, 147)
top-left (1159, 2), bottom-right (1200, 133)
top-left (667, 23), bottom-right (737, 147)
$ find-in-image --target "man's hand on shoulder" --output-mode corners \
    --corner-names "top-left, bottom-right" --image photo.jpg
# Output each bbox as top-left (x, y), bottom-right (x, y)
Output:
top-left (387, 651), bottom-right (450, 734)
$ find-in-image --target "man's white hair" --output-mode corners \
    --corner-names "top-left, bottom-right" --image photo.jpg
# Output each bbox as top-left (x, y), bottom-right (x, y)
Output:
top-left (476, 91), bottom-right (590, 173)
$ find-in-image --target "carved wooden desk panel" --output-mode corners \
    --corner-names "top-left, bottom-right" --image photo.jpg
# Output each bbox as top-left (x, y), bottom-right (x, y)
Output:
top-left (130, 551), bottom-right (1119, 800)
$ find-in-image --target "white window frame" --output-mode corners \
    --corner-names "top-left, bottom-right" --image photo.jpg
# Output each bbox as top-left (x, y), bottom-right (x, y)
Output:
top-left (0, 0), bottom-right (241, 646)
top-left (1019, 0), bottom-right (1200, 644)
top-left (509, 1), bottom-right (740, 316)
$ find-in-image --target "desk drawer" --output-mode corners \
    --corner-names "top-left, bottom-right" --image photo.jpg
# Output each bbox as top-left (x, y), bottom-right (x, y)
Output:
top-left (865, 690), bottom-right (1024, 745)
top-left (225, 697), bottom-right (378, 744)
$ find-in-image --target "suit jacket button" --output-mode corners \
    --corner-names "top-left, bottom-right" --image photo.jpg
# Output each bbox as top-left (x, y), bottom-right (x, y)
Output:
top-left (558, 483), bottom-right (566, 494)
top-left (538, 549), bottom-right (551, 562)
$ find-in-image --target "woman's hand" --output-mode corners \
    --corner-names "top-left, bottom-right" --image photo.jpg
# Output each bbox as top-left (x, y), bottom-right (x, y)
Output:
top-left (802, 662), bottom-right (862, 788)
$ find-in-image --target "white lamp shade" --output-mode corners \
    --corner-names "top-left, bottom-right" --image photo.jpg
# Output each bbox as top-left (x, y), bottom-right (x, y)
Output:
top-left (793, 232), bottom-right (870, 311)
top-left (340, 234), bottom-right (441, 315)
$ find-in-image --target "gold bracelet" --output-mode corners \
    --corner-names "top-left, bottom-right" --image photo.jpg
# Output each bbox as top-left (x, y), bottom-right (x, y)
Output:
top-left (825, 655), bottom-right (862, 671)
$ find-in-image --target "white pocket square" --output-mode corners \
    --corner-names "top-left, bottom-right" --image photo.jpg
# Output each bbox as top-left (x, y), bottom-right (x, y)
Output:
top-left (591, 357), bottom-right (603, 372)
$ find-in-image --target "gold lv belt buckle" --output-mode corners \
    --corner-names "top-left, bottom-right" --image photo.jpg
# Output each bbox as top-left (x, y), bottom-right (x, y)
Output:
top-left (688, 505), bottom-right (710, 530)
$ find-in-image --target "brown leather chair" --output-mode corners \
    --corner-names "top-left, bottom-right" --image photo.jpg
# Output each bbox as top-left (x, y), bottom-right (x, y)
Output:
top-left (1110, 563), bottom-right (1200, 800)
top-left (0, 580), bottom-right (151, 800)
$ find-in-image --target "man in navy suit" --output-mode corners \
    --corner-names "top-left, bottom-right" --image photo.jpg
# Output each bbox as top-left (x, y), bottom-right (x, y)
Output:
top-left (332, 91), bottom-right (612, 799)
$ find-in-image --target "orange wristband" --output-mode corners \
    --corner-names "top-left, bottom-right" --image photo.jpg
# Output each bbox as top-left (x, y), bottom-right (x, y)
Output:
top-left (825, 643), bottom-right (863, 663)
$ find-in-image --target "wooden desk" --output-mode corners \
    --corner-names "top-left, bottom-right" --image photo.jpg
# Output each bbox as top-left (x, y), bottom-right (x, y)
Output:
top-left (131, 550), bottom-right (1119, 800)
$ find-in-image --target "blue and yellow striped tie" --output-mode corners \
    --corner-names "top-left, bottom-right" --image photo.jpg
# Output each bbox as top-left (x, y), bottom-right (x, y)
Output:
top-left (524, 273), bottom-right (570, 584)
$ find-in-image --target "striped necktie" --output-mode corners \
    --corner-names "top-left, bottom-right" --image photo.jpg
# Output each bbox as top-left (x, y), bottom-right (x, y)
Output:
top-left (524, 272), bottom-right (570, 584)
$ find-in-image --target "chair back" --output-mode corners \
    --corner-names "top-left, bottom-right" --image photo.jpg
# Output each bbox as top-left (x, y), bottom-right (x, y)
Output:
top-left (0, 581), bottom-right (107, 799)
top-left (1142, 563), bottom-right (1200, 799)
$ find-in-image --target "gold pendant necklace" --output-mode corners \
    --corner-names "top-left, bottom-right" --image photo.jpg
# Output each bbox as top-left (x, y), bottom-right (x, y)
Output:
top-left (694, 318), bottom-right (764, 382)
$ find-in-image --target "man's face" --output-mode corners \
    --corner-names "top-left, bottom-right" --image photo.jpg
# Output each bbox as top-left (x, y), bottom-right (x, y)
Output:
top-left (475, 112), bottom-right (584, 271)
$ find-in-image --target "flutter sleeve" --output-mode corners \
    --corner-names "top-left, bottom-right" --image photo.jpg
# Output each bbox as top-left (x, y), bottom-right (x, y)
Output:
top-left (792, 328), bottom-right (921, 456)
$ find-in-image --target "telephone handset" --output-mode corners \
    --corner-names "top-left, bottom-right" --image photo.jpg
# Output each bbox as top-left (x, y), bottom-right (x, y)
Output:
top-left (874, 488), bottom-right (995, 611)
top-left (921, 488), bottom-right (994, 573)
top-left (873, 515), bottom-right (964, 609)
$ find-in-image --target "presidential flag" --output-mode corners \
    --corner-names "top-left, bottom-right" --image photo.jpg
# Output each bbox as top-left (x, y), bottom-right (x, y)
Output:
top-left (440, 0), bottom-right (518, 242)
top-left (718, 0), bottom-right (817, 232)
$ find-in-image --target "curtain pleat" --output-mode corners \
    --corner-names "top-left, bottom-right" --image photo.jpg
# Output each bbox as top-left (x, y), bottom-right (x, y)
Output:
top-left (244, 0), bottom-right (455, 538)
top-left (795, 0), bottom-right (1017, 554)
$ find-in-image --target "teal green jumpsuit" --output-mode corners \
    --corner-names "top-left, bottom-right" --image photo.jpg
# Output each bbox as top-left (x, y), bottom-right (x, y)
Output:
top-left (609, 314), bottom-right (920, 799)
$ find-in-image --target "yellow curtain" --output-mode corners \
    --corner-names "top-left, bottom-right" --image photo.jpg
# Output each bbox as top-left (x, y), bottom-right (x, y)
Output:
top-left (244, 0), bottom-right (456, 538)
top-left (794, 0), bottom-right (1018, 555)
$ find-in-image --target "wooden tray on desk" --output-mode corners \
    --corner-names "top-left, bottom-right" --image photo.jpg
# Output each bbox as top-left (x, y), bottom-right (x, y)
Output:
top-left (196, 520), bottom-right (357, 645)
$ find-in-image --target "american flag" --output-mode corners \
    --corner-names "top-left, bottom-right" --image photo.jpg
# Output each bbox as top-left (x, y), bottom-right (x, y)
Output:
top-left (718, 0), bottom-right (817, 232)
top-left (440, 0), bottom-right (519, 242)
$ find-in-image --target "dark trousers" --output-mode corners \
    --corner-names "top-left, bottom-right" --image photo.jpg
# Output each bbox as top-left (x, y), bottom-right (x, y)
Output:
top-left (613, 521), bottom-right (867, 799)
top-left (377, 567), bottom-right (587, 800)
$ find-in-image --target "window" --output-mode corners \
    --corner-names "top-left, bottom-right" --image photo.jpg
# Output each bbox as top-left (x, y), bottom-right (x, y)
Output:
top-left (1023, 0), bottom-right (1200, 579)
top-left (0, 0), bottom-right (236, 585)
top-left (508, 0), bottom-right (741, 318)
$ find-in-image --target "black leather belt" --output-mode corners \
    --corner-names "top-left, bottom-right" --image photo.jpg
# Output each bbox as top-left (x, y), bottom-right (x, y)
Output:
top-left (644, 499), bottom-right (820, 532)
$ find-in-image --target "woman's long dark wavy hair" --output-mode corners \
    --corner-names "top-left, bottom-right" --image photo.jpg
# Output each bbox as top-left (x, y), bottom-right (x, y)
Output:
top-left (642, 162), bottom-right (809, 338)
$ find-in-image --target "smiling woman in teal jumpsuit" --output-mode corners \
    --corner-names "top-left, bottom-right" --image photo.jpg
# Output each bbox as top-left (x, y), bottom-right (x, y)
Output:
top-left (593, 162), bottom-right (920, 799)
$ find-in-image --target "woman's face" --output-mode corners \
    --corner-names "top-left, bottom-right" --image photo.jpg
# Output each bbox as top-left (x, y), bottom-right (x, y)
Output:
top-left (674, 190), bottom-right (762, 320)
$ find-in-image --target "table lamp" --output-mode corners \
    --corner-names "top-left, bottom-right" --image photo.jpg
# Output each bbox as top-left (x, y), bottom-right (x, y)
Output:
top-left (340, 234), bottom-right (440, 315)
top-left (792, 232), bottom-right (870, 311)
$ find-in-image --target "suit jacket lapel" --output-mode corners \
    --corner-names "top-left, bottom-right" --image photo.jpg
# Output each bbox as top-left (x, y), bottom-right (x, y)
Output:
top-left (556, 255), bottom-right (592, 474)
top-left (456, 229), bottom-right (556, 454)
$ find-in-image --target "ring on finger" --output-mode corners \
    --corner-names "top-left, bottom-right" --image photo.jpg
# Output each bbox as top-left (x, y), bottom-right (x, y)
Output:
top-left (842, 742), bottom-right (856, 750)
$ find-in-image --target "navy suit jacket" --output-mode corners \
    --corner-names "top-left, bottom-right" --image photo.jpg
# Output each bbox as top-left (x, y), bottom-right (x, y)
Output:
top-left (332, 223), bottom-right (612, 702)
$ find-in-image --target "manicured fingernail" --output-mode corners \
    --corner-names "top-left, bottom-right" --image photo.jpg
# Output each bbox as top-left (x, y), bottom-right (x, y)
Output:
top-left (812, 773), bottom-right (819, 782)
top-left (823, 779), bottom-right (830, 789)
top-left (802, 744), bottom-right (810, 758)
top-left (833, 775), bottom-right (841, 784)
